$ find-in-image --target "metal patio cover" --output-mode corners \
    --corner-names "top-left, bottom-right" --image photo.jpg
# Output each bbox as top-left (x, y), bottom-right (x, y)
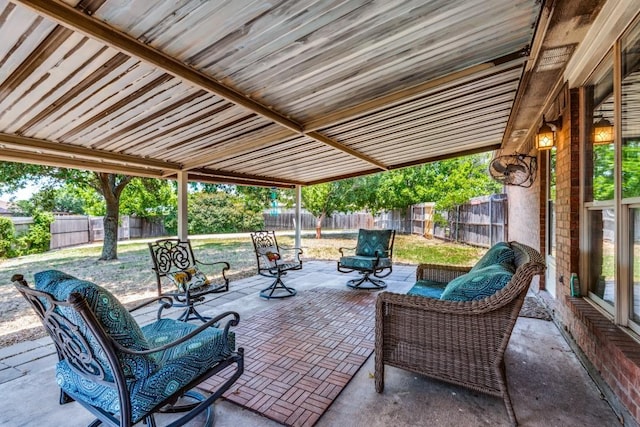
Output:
top-left (0, 0), bottom-right (579, 188)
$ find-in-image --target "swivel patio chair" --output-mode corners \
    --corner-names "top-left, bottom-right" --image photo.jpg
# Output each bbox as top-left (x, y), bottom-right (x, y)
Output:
top-left (12, 270), bottom-right (244, 427)
top-left (149, 239), bottom-right (229, 322)
top-left (250, 230), bottom-right (302, 299)
top-left (338, 228), bottom-right (395, 289)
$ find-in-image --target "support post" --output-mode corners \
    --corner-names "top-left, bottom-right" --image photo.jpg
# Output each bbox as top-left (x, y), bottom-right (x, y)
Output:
top-left (177, 171), bottom-right (188, 241)
top-left (295, 185), bottom-right (302, 249)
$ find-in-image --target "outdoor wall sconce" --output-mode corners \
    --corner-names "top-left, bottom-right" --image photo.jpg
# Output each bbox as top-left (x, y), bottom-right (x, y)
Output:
top-left (593, 116), bottom-right (614, 144)
top-left (536, 116), bottom-right (561, 151)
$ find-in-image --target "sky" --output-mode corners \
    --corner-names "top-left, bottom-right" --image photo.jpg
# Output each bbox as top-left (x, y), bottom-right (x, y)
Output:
top-left (1, 184), bottom-right (38, 201)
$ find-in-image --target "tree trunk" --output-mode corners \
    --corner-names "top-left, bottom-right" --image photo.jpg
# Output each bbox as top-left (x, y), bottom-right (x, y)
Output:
top-left (315, 213), bottom-right (325, 239)
top-left (97, 173), bottom-right (132, 260)
top-left (101, 186), bottom-right (119, 260)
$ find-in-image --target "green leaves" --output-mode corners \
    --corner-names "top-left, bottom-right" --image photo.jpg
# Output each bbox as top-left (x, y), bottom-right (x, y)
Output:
top-left (301, 153), bottom-right (501, 217)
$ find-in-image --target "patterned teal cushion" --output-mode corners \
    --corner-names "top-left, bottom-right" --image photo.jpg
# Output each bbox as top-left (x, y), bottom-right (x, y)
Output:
top-left (407, 280), bottom-right (447, 299)
top-left (440, 264), bottom-right (514, 301)
top-left (355, 229), bottom-right (392, 258)
top-left (56, 318), bottom-right (235, 423)
top-left (340, 255), bottom-right (392, 271)
top-left (34, 270), bottom-right (158, 381)
top-left (470, 242), bottom-right (515, 272)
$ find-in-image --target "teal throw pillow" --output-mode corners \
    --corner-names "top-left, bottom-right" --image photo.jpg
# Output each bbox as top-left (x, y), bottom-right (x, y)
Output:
top-left (440, 264), bottom-right (514, 302)
top-left (470, 242), bottom-right (515, 272)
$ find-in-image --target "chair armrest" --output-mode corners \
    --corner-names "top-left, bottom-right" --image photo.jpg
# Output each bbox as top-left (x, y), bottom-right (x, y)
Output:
top-left (194, 259), bottom-right (230, 285)
top-left (268, 246), bottom-right (303, 265)
top-left (127, 296), bottom-right (174, 313)
top-left (338, 246), bottom-right (357, 256)
top-left (112, 311), bottom-right (240, 355)
top-left (416, 263), bottom-right (471, 282)
top-left (278, 245), bottom-right (303, 255)
top-left (195, 259), bottom-right (231, 270)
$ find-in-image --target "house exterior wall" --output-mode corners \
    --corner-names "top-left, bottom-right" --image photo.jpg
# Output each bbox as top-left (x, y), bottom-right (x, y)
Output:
top-left (506, 185), bottom-right (540, 249)
top-left (506, 178), bottom-right (542, 291)
top-left (509, 44), bottom-right (640, 427)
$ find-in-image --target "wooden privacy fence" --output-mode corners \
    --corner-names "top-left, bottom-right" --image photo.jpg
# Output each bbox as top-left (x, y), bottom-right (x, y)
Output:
top-left (373, 203), bottom-right (435, 236)
top-left (12, 215), bottom-right (166, 249)
top-left (433, 194), bottom-right (508, 247)
top-left (264, 210), bottom-right (374, 230)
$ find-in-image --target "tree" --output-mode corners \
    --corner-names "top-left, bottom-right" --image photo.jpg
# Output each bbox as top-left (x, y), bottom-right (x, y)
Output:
top-left (302, 180), bottom-right (356, 238)
top-left (301, 153), bottom-right (501, 238)
top-left (0, 162), bottom-right (173, 260)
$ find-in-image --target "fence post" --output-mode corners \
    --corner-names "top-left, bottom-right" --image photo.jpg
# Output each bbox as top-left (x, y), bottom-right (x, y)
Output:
top-left (489, 197), bottom-right (493, 246)
top-left (455, 206), bottom-right (460, 242)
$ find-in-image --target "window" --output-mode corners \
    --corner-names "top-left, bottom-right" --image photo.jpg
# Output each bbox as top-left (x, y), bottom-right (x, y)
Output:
top-left (622, 20), bottom-right (640, 325)
top-left (584, 15), bottom-right (640, 329)
top-left (547, 148), bottom-right (557, 259)
top-left (585, 54), bottom-right (616, 311)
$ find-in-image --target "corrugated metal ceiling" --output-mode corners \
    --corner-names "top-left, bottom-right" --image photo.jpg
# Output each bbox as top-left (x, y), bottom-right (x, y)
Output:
top-left (0, 0), bottom-right (542, 187)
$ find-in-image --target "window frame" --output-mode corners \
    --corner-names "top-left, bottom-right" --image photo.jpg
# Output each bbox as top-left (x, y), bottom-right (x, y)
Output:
top-left (582, 14), bottom-right (640, 332)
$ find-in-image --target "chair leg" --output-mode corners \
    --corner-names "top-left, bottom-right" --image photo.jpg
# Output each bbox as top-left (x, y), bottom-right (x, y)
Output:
top-left (498, 360), bottom-right (518, 426)
top-left (260, 275), bottom-right (297, 299)
top-left (173, 301), bottom-right (212, 323)
top-left (159, 390), bottom-right (213, 426)
top-left (347, 271), bottom-right (387, 290)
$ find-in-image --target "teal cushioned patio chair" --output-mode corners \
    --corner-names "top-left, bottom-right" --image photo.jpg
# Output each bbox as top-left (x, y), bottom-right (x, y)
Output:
top-left (337, 229), bottom-right (396, 289)
top-left (12, 270), bottom-right (243, 427)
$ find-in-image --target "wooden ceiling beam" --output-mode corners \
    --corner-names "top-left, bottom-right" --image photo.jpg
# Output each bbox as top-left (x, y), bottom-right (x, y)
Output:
top-left (188, 168), bottom-right (304, 187)
top-left (13, 0), bottom-right (387, 172)
top-left (0, 148), bottom-right (166, 178)
top-left (0, 133), bottom-right (181, 170)
top-left (186, 173), bottom-right (297, 189)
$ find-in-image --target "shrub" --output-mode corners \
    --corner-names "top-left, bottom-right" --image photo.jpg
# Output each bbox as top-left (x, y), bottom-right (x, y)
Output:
top-left (16, 211), bottom-right (53, 255)
top-left (0, 217), bottom-right (16, 258)
top-left (164, 192), bottom-right (264, 235)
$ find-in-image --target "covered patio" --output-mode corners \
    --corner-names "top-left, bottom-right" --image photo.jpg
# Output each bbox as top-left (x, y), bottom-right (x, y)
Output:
top-left (0, 0), bottom-right (581, 240)
top-left (3, 0), bottom-right (640, 425)
top-left (0, 259), bottom-right (621, 426)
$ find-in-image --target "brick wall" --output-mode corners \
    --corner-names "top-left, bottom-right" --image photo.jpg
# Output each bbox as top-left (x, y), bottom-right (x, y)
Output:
top-left (566, 299), bottom-right (640, 422)
top-left (508, 86), bottom-right (640, 424)
top-left (553, 88), bottom-right (580, 305)
top-left (554, 89), bottom-right (640, 425)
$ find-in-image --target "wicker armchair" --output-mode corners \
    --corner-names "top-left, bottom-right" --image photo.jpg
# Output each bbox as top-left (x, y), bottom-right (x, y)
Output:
top-left (375, 242), bottom-right (545, 426)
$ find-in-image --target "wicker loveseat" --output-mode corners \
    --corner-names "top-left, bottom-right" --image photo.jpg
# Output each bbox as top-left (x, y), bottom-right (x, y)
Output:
top-left (375, 241), bottom-right (545, 426)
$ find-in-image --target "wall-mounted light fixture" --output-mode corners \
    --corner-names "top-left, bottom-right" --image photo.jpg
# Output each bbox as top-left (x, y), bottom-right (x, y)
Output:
top-left (536, 115), bottom-right (561, 151)
top-left (593, 116), bottom-right (614, 145)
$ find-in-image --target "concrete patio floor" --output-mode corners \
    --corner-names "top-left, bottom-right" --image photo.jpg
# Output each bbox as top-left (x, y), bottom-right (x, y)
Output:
top-left (0, 260), bottom-right (625, 426)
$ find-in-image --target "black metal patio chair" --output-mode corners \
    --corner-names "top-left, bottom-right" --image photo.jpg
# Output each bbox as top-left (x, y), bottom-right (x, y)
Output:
top-left (12, 270), bottom-right (244, 427)
top-left (337, 228), bottom-right (395, 289)
top-left (250, 230), bottom-right (302, 299)
top-left (149, 239), bottom-right (229, 322)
